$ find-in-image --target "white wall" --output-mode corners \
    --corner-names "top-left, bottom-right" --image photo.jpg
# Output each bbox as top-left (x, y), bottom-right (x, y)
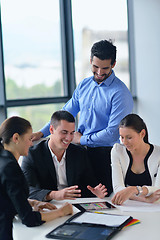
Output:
top-left (129, 0), bottom-right (160, 145)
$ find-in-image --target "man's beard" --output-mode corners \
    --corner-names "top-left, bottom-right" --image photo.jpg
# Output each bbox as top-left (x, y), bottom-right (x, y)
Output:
top-left (93, 70), bottom-right (112, 83)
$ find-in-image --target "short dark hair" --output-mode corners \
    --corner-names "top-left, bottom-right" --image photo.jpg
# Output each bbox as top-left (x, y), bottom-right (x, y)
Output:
top-left (91, 39), bottom-right (116, 65)
top-left (50, 110), bottom-right (75, 129)
top-left (119, 114), bottom-right (149, 144)
top-left (0, 116), bottom-right (32, 148)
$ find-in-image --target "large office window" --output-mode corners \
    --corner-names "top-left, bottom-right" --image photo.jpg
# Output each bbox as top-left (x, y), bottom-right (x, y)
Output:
top-left (0, 0), bottom-right (75, 129)
top-left (71, 0), bottom-right (130, 88)
top-left (0, 0), bottom-right (130, 129)
top-left (1, 0), bottom-right (63, 100)
top-left (7, 103), bottom-right (64, 132)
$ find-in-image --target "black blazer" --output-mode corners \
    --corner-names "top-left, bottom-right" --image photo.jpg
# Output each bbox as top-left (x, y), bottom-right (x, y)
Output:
top-left (21, 140), bottom-right (98, 201)
top-left (0, 149), bottom-right (44, 240)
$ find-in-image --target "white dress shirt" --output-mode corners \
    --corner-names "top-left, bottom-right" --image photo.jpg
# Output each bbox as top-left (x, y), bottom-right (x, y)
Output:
top-left (48, 144), bottom-right (68, 190)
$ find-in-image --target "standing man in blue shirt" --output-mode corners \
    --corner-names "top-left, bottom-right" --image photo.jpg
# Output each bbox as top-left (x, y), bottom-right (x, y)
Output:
top-left (32, 40), bottom-right (133, 195)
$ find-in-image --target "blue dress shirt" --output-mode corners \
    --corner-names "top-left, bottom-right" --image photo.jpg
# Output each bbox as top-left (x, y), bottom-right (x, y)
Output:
top-left (41, 71), bottom-right (133, 147)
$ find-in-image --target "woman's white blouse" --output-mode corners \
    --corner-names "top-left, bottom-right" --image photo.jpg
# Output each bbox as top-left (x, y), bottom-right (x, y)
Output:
top-left (111, 143), bottom-right (160, 195)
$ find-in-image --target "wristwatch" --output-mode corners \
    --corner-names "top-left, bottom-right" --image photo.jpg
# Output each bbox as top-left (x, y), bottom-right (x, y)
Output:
top-left (136, 186), bottom-right (143, 196)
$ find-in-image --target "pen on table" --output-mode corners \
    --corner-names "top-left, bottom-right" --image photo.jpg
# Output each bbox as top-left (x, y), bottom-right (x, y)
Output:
top-left (93, 211), bottom-right (105, 214)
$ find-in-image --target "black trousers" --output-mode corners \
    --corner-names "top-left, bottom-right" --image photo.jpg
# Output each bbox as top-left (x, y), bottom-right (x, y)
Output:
top-left (87, 146), bottom-right (113, 196)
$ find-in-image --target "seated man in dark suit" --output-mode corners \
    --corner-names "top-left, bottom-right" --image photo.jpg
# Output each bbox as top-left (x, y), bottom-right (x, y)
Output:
top-left (21, 110), bottom-right (107, 201)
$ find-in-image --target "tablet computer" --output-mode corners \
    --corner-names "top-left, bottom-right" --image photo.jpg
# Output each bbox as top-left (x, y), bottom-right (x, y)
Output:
top-left (73, 201), bottom-right (115, 211)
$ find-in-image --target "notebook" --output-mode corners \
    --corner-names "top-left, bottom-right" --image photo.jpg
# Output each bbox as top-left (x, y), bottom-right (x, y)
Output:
top-left (46, 211), bottom-right (132, 240)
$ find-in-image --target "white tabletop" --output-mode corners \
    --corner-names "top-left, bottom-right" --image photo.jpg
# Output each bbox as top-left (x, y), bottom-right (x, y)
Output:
top-left (13, 197), bottom-right (160, 240)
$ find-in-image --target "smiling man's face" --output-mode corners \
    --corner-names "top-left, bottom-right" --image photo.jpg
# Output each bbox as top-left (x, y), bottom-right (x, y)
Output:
top-left (49, 120), bottom-right (75, 152)
top-left (91, 56), bottom-right (115, 84)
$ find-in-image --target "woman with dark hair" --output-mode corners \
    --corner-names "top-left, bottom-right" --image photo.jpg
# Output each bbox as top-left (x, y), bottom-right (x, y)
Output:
top-left (111, 114), bottom-right (160, 205)
top-left (0, 116), bottom-right (73, 240)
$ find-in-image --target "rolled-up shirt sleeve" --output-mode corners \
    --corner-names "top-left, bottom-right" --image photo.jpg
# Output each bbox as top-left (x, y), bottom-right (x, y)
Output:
top-left (80, 87), bottom-right (133, 147)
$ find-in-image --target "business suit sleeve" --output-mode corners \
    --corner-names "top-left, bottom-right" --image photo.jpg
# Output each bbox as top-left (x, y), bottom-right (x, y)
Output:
top-left (21, 151), bottom-right (52, 201)
top-left (82, 155), bottom-right (100, 197)
top-left (1, 160), bottom-right (44, 227)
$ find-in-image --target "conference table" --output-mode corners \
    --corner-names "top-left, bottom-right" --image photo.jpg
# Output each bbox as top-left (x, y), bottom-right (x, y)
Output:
top-left (13, 197), bottom-right (160, 240)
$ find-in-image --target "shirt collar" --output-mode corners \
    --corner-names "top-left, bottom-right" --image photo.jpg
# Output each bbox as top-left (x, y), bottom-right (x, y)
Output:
top-left (92, 70), bottom-right (115, 87)
top-left (48, 142), bottom-right (66, 163)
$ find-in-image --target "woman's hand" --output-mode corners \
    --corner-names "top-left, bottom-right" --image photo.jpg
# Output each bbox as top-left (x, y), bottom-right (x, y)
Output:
top-left (144, 190), bottom-right (160, 203)
top-left (59, 202), bottom-right (73, 216)
top-left (111, 186), bottom-right (138, 205)
top-left (33, 201), bottom-right (57, 212)
top-left (29, 199), bottom-right (57, 211)
top-left (40, 202), bottom-right (73, 222)
top-left (87, 183), bottom-right (108, 199)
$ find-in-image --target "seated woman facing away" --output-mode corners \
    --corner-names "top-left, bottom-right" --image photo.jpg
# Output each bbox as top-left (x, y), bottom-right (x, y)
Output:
top-left (111, 113), bottom-right (160, 205)
top-left (0, 116), bottom-right (73, 240)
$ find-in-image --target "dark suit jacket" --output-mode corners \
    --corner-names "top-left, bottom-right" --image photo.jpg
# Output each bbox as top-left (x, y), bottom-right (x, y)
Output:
top-left (0, 149), bottom-right (44, 240)
top-left (87, 146), bottom-right (113, 196)
top-left (21, 140), bottom-right (98, 201)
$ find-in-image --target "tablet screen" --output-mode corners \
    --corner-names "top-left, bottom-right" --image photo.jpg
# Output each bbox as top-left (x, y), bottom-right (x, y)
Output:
top-left (73, 201), bottom-right (115, 211)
